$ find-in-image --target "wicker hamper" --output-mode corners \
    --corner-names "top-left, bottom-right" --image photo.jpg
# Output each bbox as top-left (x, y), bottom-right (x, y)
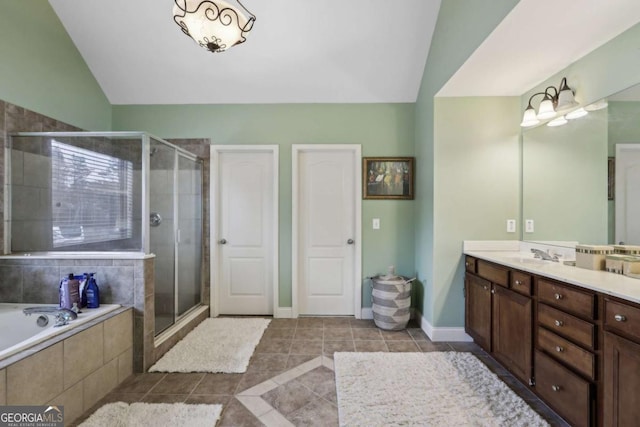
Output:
top-left (371, 266), bottom-right (415, 330)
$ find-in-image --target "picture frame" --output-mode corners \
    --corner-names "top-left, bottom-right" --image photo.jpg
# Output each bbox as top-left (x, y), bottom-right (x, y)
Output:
top-left (608, 156), bottom-right (615, 201)
top-left (363, 157), bottom-right (414, 200)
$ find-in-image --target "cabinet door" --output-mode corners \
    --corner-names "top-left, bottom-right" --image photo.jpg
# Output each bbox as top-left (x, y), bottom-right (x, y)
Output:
top-left (604, 331), bottom-right (640, 427)
top-left (465, 273), bottom-right (492, 351)
top-left (492, 285), bottom-right (532, 384)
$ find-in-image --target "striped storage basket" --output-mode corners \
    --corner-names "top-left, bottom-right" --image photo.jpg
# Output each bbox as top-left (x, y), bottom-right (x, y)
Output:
top-left (371, 267), bottom-right (415, 330)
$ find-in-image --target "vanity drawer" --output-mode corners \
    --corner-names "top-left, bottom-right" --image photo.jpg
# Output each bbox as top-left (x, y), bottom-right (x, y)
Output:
top-left (537, 327), bottom-right (595, 380)
top-left (535, 350), bottom-right (592, 427)
top-left (464, 256), bottom-right (477, 273)
top-left (510, 271), bottom-right (531, 296)
top-left (476, 260), bottom-right (509, 288)
top-left (537, 279), bottom-right (595, 320)
top-left (538, 303), bottom-right (595, 350)
top-left (604, 298), bottom-right (640, 342)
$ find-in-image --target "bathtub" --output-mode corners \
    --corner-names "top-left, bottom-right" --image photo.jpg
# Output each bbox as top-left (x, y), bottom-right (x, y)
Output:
top-left (0, 303), bottom-right (120, 361)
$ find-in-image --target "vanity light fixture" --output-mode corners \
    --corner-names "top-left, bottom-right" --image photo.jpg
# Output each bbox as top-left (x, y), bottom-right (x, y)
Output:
top-left (520, 77), bottom-right (580, 127)
top-left (565, 107), bottom-right (588, 120)
top-left (173, 0), bottom-right (255, 53)
top-left (547, 116), bottom-right (568, 127)
top-left (585, 99), bottom-right (608, 111)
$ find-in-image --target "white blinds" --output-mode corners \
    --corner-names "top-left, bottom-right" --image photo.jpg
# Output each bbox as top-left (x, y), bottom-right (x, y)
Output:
top-left (51, 140), bottom-right (133, 248)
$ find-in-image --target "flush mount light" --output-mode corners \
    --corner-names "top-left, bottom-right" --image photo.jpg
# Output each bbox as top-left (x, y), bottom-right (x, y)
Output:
top-left (520, 77), bottom-right (583, 127)
top-left (173, 0), bottom-right (255, 53)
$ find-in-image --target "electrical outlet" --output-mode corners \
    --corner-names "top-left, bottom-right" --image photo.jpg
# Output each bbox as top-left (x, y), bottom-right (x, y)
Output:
top-left (372, 218), bottom-right (380, 230)
top-left (525, 219), bottom-right (535, 233)
top-left (506, 219), bottom-right (516, 233)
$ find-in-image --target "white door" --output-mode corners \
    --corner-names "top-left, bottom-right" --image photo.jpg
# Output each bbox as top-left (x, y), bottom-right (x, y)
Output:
top-left (616, 144), bottom-right (640, 245)
top-left (212, 147), bottom-right (278, 315)
top-left (293, 145), bottom-right (361, 316)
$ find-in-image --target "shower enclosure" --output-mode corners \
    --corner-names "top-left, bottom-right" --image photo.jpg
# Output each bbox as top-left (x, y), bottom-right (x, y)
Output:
top-left (7, 132), bottom-right (204, 336)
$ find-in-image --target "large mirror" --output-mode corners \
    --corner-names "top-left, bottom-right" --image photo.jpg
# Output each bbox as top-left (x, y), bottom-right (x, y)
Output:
top-left (522, 82), bottom-right (640, 246)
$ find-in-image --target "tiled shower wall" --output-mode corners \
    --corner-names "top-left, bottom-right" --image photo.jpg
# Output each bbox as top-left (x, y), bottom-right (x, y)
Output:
top-left (0, 99), bottom-right (211, 372)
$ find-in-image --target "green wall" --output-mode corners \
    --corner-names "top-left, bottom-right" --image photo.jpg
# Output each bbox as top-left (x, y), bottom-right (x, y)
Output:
top-left (0, 1), bottom-right (111, 130)
top-left (414, 0), bottom-right (520, 327)
top-left (113, 104), bottom-right (415, 308)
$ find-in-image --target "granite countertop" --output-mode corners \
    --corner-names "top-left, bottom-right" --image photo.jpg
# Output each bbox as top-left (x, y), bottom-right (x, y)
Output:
top-left (464, 250), bottom-right (640, 305)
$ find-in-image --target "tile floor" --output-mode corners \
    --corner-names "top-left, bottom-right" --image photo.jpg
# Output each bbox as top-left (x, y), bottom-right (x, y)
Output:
top-left (73, 317), bottom-right (570, 426)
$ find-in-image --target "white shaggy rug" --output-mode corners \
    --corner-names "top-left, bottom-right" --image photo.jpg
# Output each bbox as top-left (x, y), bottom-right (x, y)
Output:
top-left (149, 318), bottom-right (270, 373)
top-left (79, 402), bottom-right (222, 427)
top-left (334, 352), bottom-right (549, 427)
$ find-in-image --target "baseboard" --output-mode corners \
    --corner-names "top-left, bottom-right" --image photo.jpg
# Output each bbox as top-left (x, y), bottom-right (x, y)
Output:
top-left (361, 307), bottom-right (373, 319)
top-left (275, 307), bottom-right (293, 318)
top-left (414, 310), bottom-right (473, 342)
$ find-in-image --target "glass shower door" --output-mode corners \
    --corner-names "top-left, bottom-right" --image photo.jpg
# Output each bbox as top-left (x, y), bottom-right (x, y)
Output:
top-left (177, 155), bottom-right (203, 316)
top-left (150, 140), bottom-right (176, 334)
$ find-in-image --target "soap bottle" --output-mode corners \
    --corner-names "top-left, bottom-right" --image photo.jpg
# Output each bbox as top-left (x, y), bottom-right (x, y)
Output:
top-left (78, 273), bottom-right (89, 308)
top-left (85, 273), bottom-right (100, 308)
top-left (59, 273), bottom-right (80, 310)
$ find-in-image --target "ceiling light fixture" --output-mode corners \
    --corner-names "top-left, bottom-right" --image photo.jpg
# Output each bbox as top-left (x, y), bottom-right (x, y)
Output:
top-left (173, 0), bottom-right (255, 53)
top-left (520, 77), bottom-right (582, 127)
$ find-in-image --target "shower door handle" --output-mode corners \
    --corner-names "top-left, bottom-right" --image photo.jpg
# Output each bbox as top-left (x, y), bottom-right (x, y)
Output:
top-left (219, 238), bottom-right (227, 245)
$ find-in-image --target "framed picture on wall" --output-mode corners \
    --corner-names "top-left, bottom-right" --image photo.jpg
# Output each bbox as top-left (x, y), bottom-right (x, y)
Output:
top-left (608, 156), bottom-right (615, 200)
top-left (363, 157), bottom-right (414, 200)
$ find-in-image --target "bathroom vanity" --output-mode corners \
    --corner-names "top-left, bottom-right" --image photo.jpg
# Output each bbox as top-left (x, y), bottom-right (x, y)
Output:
top-left (463, 247), bottom-right (640, 427)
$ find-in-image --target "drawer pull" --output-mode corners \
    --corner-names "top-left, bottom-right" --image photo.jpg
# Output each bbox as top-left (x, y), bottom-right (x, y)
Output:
top-left (614, 314), bottom-right (627, 322)
top-left (491, 289), bottom-right (495, 294)
top-left (515, 279), bottom-right (522, 285)
top-left (465, 262), bottom-right (469, 267)
top-left (551, 385), bottom-right (561, 392)
top-left (554, 293), bottom-right (563, 300)
top-left (483, 285), bottom-right (488, 291)
top-left (555, 346), bottom-right (564, 353)
top-left (554, 320), bottom-right (564, 327)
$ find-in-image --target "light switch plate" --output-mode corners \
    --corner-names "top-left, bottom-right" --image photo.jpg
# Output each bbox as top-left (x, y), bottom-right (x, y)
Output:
top-left (507, 219), bottom-right (516, 233)
top-left (373, 218), bottom-right (380, 230)
top-left (525, 219), bottom-right (534, 233)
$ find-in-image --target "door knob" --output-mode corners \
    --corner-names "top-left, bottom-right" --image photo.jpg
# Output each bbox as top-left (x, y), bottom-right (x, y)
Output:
top-left (219, 238), bottom-right (227, 244)
top-left (347, 239), bottom-right (355, 244)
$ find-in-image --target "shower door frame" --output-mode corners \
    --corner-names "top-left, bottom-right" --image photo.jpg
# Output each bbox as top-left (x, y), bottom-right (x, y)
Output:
top-left (145, 135), bottom-right (205, 333)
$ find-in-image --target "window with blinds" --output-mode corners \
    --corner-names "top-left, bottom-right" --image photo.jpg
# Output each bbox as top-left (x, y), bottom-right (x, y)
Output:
top-left (51, 140), bottom-right (133, 248)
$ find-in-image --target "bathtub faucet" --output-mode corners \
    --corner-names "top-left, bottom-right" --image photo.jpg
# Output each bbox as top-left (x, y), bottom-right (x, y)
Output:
top-left (23, 306), bottom-right (78, 327)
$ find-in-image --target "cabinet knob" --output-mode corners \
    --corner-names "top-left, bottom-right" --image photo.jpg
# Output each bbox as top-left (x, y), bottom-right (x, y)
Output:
top-left (483, 285), bottom-right (488, 291)
top-left (555, 346), bottom-right (564, 353)
top-left (515, 280), bottom-right (522, 285)
top-left (554, 320), bottom-right (564, 327)
top-left (491, 289), bottom-right (495, 294)
top-left (614, 314), bottom-right (627, 322)
top-left (465, 262), bottom-right (469, 267)
top-left (554, 293), bottom-right (563, 300)
top-left (551, 385), bottom-right (561, 392)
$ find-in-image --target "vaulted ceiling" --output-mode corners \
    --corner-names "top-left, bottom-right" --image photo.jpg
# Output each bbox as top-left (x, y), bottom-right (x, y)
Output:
top-left (49, 0), bottom-right (640, 105)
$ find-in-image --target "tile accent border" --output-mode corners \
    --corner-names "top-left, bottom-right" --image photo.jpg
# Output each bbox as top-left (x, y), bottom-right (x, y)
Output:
top-left (236, 355), bottom-right (334, 427)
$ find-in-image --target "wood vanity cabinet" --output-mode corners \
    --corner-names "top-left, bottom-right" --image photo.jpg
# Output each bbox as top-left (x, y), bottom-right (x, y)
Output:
top-left (464, 272), bottom-right (492, 350)
top-left (534, 278), bottom-right (597, 427)
top-left (603, 297), bottom-right (640, 427)
top-left (465, 255), bottom-right (640, 426)
top-left (464, 257), bottom-right (533, 383)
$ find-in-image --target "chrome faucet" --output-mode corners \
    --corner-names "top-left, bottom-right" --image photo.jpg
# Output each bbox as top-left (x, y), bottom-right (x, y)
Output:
top-left (530, 248), bottom-right (559, 262)
top-left (23, 306), bottom-right (78, 327)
